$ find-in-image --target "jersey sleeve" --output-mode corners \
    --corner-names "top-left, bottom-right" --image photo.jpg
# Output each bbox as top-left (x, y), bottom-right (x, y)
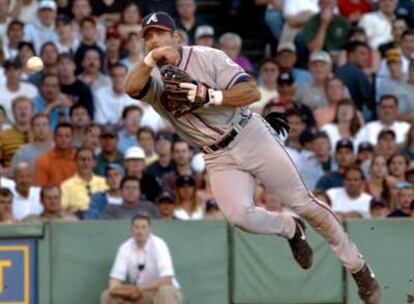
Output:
top-left (208, 49), bottom-right (251, 90)
top-left (128, 72), bottom-right (164, 105)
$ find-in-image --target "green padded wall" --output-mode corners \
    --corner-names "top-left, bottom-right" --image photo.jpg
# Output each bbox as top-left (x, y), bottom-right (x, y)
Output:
top-left (232, 227), bottom-right (343, 304)
top-left (345, 219), bottom-right (414, 304)
top-left (48, 220), bottom-right (229, 304)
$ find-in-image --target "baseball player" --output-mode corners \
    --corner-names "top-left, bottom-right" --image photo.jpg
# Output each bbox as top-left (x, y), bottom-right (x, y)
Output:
top-left (125, 12), bottom-right (380, 304)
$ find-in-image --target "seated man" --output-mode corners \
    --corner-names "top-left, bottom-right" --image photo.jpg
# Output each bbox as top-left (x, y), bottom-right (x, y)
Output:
top-left (0, 188), bottom-right (15, 223)
top-left (61, 147), bottom-right (107, 217)
top-left (99, 176), bottom-right (159, 220)
top-left (11, 161), bottom-right (43, 221)
top-left (369, 198), bottom-right (389, 219)
top-left (23, 185), bottom-right (77, 222)
top-left (388, 182), bottom-right (413, 217)
top-left (86, 163), bottom-right (124, 220)
top-left (101, 214), bottom-right (183, 304)
top-left (327, 165), bottom-right (372, 220)
top-left (156, 191), bottom-right (177, 221)
top-left (316, 138), bottom-right (356, 191)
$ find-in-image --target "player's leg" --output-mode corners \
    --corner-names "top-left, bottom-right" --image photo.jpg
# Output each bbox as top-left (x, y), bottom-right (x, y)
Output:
top-left (233, 114), bottom-right (379, 303)
top-left (204, 150), bottom-right (296, 237)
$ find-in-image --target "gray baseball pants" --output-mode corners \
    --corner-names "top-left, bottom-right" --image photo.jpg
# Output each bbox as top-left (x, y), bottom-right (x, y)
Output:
top-left (203, 114), bottom-right (365, 273)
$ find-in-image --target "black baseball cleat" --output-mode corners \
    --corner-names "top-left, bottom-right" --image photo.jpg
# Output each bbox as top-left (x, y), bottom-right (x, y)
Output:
top-left (352, 264), bottom-right (381, 304)
top-left (287, 217), bottom-right (313, 270)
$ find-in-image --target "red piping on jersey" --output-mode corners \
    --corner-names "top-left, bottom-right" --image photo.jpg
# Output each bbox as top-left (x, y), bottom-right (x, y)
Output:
top-left (225, 71), bottom-right (245, 89)
top-left (183, 47), bottom-right (193, 72)
top-left (192, 113), bottom-right (225, 135)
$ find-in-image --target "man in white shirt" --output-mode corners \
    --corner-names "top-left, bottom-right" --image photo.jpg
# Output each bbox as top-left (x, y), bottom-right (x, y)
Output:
top-left (327, 166), bottom-right (372, 220)
top-left (355, 94), bottom-right (410, 146)
top-left (0, 59), bottom-right (38, 123)
top-left (101, 213), bottom-right (183, 304)
top-left (94, 63), bottom-right (137, 125)
top-left (0, 0), bottom-right (11, 41)
top-left (11, 161), bottom-right (43, 220)
top-left (281, 0), bottom-right (319, 42)
top-left (23, 0), bottom-right (58, 54)
top-left (359, 0), bottom-right (397, 49)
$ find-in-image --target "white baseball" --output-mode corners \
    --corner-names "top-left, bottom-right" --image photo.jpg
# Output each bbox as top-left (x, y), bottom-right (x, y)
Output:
top-left (27, 56), bottom-right (44, 72)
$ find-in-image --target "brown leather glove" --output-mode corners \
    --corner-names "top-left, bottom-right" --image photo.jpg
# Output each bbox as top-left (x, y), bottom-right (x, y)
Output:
top-left (160, 64), bottom-right (209, 116)
top-left (109, 285), bottom-right (143, 302)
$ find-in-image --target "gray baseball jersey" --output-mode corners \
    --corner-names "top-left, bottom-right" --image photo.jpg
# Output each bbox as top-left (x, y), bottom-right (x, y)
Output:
top-left (134, 46), bottom-right (251, 147)
top-left (131, 45), bottom-right (367, 277)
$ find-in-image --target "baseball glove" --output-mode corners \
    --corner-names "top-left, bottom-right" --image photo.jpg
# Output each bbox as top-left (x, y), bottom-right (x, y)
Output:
top-left (160, 64), bottom-right (209, 115)
top-left (109, 285), bottom-right (143, 302)
top-left (264, 111), bottom-right (290, 137)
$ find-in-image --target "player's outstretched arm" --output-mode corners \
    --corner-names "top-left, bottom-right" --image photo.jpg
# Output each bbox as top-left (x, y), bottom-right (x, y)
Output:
top-left (220, 81), bottom-right (261, 107)
top-left (125, 46), bottom-right (180, 97)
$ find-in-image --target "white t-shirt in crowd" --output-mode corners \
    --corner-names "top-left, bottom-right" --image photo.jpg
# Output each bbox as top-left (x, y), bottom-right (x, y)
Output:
top-left (0, 82), bottom-right (38, 123)
top-left (327, 187), bottom-right (371, 218)
top-left (354, 120), bottom-right (410, 146)
top-left (174, 206), bottom-right (204, 220)
top-left (11, 186), bottom-right (43, 220)
top-left (110, 236), bottom-right (179, 288)
top-left (283, 0), bottom-right (319, 17)
top-left (94, 87), bottom-right (139, 124)
top-left (359, 11), bottom-right (392, 50)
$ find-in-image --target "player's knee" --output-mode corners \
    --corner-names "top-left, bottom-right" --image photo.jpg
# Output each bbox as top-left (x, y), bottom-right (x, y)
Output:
top-left (226, 209), bottom-right (248, 228)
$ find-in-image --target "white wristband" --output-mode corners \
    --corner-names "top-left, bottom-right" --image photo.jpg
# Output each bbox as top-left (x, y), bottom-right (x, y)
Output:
top-left (208, 89), bottom-right (223, 106)
top-left (143, 51), bottom-right (155, 68)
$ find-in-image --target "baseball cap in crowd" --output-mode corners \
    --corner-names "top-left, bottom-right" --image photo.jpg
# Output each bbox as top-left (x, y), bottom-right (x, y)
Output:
top-left (142, 12), bottom-right (177, 36)
top-left (393, 181), bottom-right (412, 189)
top-left (335, 138), bottom-right (353, 151)
top-left (3, 58), bottom-right (22, 70)
top-left (369, 198), bottom-right (386, 209)
top-left (277, 72), bottom-right (294, 86)
top-left (106, 26), bottom-right (121, 40)
top-left (100, 125), bottom-right (118, 137)
top-left (156, 191), bottom-right (176, 204)
top-left (205, 198), bottom-right (219, 211)
top-left (38, 0), bottom-right (57, 10)
top-left (195, 25), bottom-right (214, 40)
top-left (385, 48), bottom-right (401, 63)
top-left (156, 131), bottom-right (173, 142)
top-left (310, 50), bottom-right (332, 64)
top-left (299, 128), bottom-right (317, 145)
top-left (277, 42), bottom-right (296, 53)
top-left (176, 175), bottom-right (196, 187)
top-left (313, 131), bottom-right (330, 141)
top-left (105, 163), bottom-right (125, 176)
top-left (125, 147), bottom-right (145, 160)
top-left (358, 141), bottom-right (374, 152)
top-left (56, 14), bottom-right (71, 25)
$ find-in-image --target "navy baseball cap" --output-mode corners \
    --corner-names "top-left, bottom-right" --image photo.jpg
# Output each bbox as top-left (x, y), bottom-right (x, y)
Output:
top-left (101, 124), bottom-right (118, 137)
top-left (176, 175), bottom-right (196, 187)
top-left (358, 141), bottom-right (374, 152)
top-left (142, 12), bottom-right (176, 36)
top-left (105, 163), bottom-right (125, 176)
top-left (3, 58), bottom-right (22, 70)
top-left (369, 198), bottom-right (386, 209)
top-left (156, 130), bottom-right (173, 142)
top-left (335, 138), bottom-right (353, 151)
top-left (157, 191), bottom-right (176, 204)
top-left (277, 72), bottom-right (294, 85)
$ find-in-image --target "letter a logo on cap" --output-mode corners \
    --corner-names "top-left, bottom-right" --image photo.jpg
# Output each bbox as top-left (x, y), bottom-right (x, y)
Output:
top-left (147, 14), bottom-right (158, 24)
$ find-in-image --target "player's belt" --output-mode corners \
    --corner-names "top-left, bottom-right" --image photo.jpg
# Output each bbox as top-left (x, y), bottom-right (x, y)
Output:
top-left (202, 113), bottom-right (252, 154)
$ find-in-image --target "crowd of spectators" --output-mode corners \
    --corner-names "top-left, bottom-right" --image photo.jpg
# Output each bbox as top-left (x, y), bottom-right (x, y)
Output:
top-left (1, 0), bottom-right (414, 225)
